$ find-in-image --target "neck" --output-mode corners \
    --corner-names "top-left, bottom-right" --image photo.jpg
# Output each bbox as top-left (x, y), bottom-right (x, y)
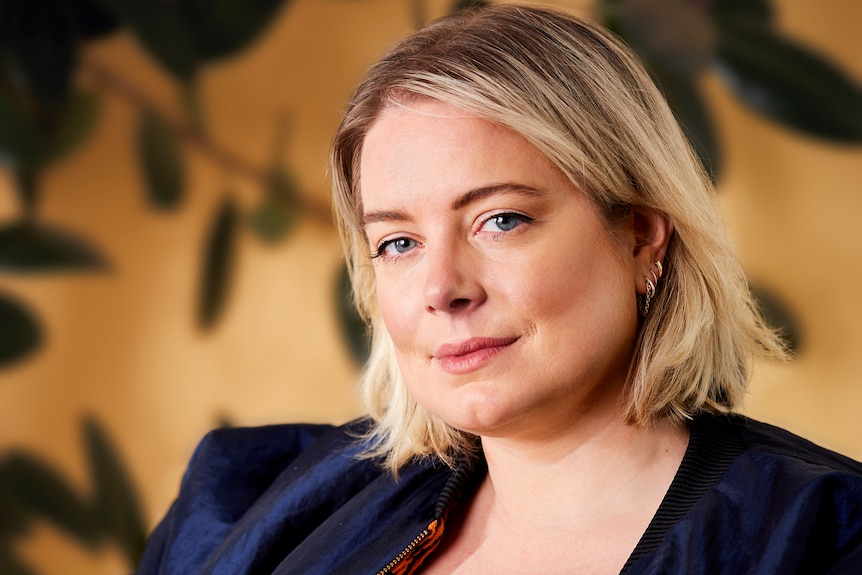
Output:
top-left (477, 412), bottom-right (689, 529)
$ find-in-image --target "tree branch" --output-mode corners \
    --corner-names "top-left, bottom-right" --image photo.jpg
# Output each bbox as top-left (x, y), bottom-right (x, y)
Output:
top-left (80, 55), bottom-right (334, 227)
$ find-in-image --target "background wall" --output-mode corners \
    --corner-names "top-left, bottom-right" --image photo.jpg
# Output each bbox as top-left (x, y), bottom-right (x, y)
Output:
top-left (0, 0), bottom-right (860, 573)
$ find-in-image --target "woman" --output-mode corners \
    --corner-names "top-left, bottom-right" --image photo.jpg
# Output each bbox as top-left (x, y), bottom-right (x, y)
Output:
top-left (138, 5), bottom-right (862, 574)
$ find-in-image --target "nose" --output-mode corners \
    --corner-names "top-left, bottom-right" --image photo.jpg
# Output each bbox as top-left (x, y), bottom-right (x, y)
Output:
top-left (423, 244), bottom-right (487, 313)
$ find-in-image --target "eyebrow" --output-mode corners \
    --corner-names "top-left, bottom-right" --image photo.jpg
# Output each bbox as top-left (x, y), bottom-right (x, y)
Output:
top-left (361, 183), bottom-right (545, 227)
top-left (450, 183), bottom-right (544, 210)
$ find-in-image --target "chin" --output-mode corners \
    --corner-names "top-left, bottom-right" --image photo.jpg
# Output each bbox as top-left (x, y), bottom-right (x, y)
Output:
top-left (422, 384), bottom-right (527, 437)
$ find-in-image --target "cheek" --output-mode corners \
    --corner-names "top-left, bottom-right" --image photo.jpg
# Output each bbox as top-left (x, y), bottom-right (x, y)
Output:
top-left (496, 244), bottom-right (591, 309)
top-left (512, 241), bottom-right (634, 336)
top-left (375, 276), bottom-right (419, 350)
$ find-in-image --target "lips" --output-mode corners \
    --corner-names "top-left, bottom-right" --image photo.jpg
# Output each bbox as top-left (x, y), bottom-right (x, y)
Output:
top-left (433, 337), bottom-right (519, 374)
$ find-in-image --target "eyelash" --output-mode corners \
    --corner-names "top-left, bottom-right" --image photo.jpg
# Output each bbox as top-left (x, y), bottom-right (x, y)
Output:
top-left (370, 211), bottom-right (534, 260)
top-left (371, 237), bottom-right (419, 260)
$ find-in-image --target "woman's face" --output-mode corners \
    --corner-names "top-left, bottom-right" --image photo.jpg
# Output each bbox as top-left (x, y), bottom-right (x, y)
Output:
top-left (360, 100), bottom-right (642, 440)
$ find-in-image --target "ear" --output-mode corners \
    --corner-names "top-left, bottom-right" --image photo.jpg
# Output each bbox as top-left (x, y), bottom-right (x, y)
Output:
top-left (631, 207), bottom-right (674, 294)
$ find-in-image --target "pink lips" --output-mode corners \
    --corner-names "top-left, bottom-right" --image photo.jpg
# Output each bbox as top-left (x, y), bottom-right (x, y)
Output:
top-left (433, 337), bottom-right (519, 374)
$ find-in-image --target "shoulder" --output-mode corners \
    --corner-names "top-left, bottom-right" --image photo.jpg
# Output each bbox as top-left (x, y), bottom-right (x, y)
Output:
top-left (137, 418), bottom-right (379, 574)
top-left (629, 414), bottom-right (862, 573)
top-left (181, 420), bottom-right (362, 486)
top-left (724, 414), bottom-right (862, 475)
top-left (694, 413), bottom-right (862, 531)
top-left (175, 420), bottom-right (367, 505)
top-left (665, 414), bottom-right (862, 573)
top-left (182, 417), bottom-right (377, 505)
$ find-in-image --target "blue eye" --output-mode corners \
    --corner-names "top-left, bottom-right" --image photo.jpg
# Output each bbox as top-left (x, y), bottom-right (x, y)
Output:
top-left (481, 213), bottom-right (532, 232)
top-left (375, 237), bottom-right (418, 258)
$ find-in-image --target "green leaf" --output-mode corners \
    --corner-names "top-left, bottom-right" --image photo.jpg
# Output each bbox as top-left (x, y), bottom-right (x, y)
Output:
top-left (248, 169), bottom-right (300, 243)
top-left (0, 452), bottom-right (97, 546)
top-left (0, 549), bottom-right (38, 575)
top-left (0, 93), bottom-right (42, 169)
top-left (596, 0), bottom-right (626, 31)
top-left (615, 0), bottom-right (716, 74)
top-left (714, 16), bottom-right (862, 141)
top-left (0, 468), bottom-right (35, 537)
top-left (177, 0), bottom-right (292, 63)
top-left (84, 417), bottom-right (147, 565)
top-left (198, 196), bottom-right (240, 330)
top-left (94, 0), bottom-right (199, 81)
top-left (649, 67), bottom-right (721, 181)
top-left (0, 293), bottom-right (42, 367)
top-left (248, 198), bottom-right (293, 243)
top-left (0, 221), bottom-right (108, 273)
top-left (138, 108), bottom-right (185, 209)
top-left (0, 0), bottom-right (76, 106)
top-left (335, 264), bottom-right (370, 366)
top-left (42, 91), bottom-right (101, 166)
top-left (750, 283), bottom-right (801, 355)
top-left (67, 0), bottom-right (122, 41)
top-left (710, 0), bottom-right (774, 25)
top-left (13, 168), bottom-right (39, 216)
top-left (0, 90), bottom-right (99, 211)
top-left (180, 81), bottom-right (206, 135)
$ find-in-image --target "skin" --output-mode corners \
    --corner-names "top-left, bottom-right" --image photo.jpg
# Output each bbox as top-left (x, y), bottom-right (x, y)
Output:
top-left (360, 99), bottom-right (687, 573)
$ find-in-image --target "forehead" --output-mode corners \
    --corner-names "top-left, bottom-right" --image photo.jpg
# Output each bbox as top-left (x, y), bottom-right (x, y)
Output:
top-left (359, 100), bottom-right (565, 210)
top-left (361, 99), bottom-right (513, 169)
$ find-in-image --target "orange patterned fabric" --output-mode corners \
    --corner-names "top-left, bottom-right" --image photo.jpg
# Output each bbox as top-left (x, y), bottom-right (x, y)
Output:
top-left (386, 518), bottom-right (445, 575)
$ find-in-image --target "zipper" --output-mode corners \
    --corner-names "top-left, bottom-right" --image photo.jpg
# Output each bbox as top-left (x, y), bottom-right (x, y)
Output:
top-left (375, 526), bottom-right (432, 575)
top-left (374, 457), bottom-right (474, 575)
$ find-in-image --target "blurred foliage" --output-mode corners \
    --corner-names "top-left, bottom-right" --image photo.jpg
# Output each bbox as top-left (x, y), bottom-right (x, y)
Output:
top-left (0, 0), bottom-right (860, 570)
top-left (337, 264), bottom-right (371, 366)
top-left (0, 0), bottom-right (297, 371)
top-left (599, 0), bottom-right (862, 182)
top-left (138, 108), bottom-right (186, 209)
top-left (198, 196), bottom-right (240, 330)
top-left (0, 221), bottom-right (107, 272)
top-left (0, 416), bottom-right (147, 572)
top-left (0, 0), bottom-right (852, 369)
top-left (0, 292), bottom-right (41, 367)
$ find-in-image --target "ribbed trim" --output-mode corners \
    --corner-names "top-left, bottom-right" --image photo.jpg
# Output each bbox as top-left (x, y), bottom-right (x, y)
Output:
top-left (620, 414), bottom-right (746, 572)
top-left (433, 454), bottom-right (487, 519)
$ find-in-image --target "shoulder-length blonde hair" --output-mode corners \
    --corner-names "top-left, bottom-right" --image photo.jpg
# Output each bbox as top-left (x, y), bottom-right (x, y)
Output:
top-left (330, 4), bottom-right (786, 472)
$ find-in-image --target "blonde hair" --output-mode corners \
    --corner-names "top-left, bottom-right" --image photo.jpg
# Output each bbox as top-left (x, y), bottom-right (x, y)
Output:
top-left (330, 5), bottom-right (786, 472)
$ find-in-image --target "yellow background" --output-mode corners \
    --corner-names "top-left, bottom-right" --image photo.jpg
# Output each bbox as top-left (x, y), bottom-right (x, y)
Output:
top-left (1, 1), bottom-right (860, 572)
